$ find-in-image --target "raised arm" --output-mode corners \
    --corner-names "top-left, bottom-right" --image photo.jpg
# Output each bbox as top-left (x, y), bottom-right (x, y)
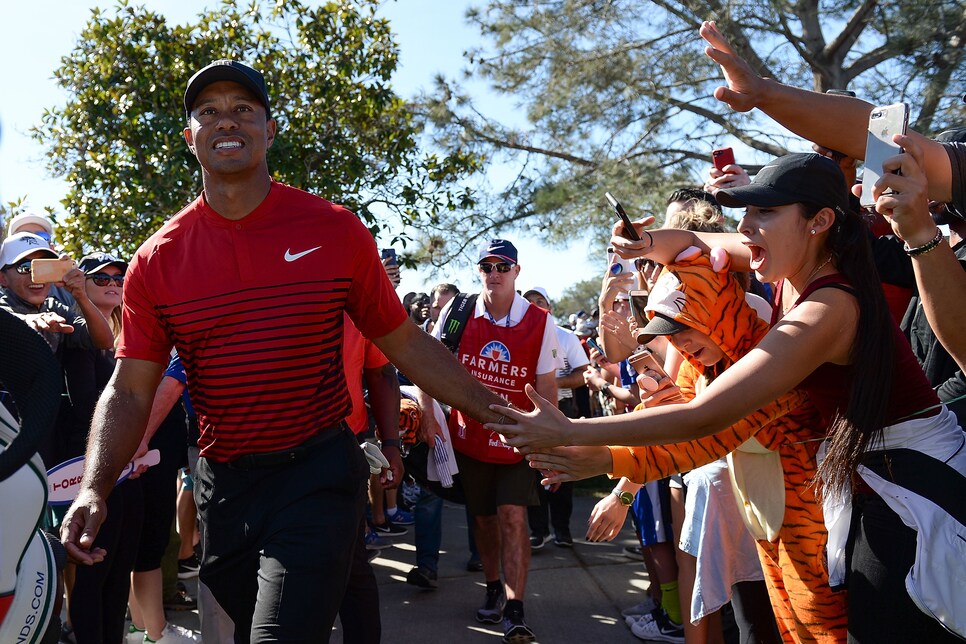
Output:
top-left (698, 20), bottom-right (955, 202)
top-left (877, 135), bottom-right (966, 371)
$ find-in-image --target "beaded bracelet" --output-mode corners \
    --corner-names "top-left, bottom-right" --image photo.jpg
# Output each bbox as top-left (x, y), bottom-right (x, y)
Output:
top-left (904, 228), bottom-right (944, 257)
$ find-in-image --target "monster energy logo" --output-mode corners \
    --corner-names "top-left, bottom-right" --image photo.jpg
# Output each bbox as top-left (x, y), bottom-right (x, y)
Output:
top-left (447, 318), bottom-right (462, 334)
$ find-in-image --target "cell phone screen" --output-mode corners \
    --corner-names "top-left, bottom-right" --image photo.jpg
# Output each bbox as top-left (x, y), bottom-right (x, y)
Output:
top-left (628, 290), bottom-right (649, 327)
top-left (586, 337), bottom-right (606, 361)
top-left (604, 192), bottom-right (641, 241)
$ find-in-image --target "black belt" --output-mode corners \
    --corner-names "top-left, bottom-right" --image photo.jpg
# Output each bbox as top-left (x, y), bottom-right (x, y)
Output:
top-left (227, 423), bottom-right (346, 470)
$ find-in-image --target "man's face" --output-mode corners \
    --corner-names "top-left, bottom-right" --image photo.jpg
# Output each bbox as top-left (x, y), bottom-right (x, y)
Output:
top-left (524, 292), bottom-right (551, 313)
top-left (0, 251), bottom-right (53, 307)
top-left (478, 256), bottom-right (519, 296)
top-left (183, 80), bottom-right (276, 178)
top-left (430, 289), bottom-right (455, 322)
top-left (410, 294), bottom-right (431, 323)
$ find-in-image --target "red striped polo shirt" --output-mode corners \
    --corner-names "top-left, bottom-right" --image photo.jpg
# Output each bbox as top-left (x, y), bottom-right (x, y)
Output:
top-left (117, 182), bottom-right (407, 462)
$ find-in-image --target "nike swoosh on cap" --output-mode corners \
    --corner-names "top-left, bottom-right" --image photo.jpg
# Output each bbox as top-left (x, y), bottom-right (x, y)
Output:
top-left (284, 246), bottom-right (322, 262)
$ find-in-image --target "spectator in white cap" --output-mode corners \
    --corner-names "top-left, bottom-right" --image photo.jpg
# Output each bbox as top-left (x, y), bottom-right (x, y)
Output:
top-left (0, 233), bottom-right (113, 355)
top-left (6, 210), bottom-right (54, 241)
top-left (6, 210), bottom-right (77, 309)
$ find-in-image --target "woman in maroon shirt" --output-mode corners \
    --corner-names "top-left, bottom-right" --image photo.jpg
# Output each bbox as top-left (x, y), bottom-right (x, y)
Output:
top-left (492, 153), bottom-right (965, 642)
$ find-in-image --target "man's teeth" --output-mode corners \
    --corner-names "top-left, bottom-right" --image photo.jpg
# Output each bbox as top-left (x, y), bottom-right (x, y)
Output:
top-left (215, 141), bottom-right (242, 149)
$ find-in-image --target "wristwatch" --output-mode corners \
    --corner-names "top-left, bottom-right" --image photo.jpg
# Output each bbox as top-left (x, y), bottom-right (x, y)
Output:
top-left (612, 488), bottom-right (635, 506)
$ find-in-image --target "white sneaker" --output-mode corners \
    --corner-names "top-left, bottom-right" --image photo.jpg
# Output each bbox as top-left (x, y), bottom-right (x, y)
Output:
top-left (630, 609), bottom-right (685, 642)
top-left (125, 624), bottom-right (146, 644)
top-left (624, 611), bottom-right (655, 628)
top-left (145, 623), bottom-right (200, 643)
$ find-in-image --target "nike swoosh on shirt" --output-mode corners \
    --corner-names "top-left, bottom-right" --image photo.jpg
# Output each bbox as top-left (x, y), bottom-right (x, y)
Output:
top-left (284, 246), bottom-right (323, 262)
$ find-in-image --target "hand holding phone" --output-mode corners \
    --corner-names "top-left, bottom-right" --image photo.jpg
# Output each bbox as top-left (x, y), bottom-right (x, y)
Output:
top-left (860, 102), bottom-right (909, 208)
top-left (31, 258), bottom-right (75, 283)
top-left (380, 248), bottom-right (397, 266)
top-left (605, 192), bottom-right (641, 241)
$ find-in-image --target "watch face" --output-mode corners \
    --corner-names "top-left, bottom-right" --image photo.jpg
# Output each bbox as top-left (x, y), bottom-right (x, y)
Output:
top-left (615, 490), bottom-right (635, 506)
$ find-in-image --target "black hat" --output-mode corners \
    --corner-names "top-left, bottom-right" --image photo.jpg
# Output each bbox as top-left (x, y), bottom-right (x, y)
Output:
top-left (636, 313), bottom-right (687, 345)
top-left (478, 239), bottom-right (518, 264)
top-left (184, 59), bottom-right (271, 121)
top-left (78, 252), bottom-right (128, 274)
top-left (715, 153), bottom-right (850, 216)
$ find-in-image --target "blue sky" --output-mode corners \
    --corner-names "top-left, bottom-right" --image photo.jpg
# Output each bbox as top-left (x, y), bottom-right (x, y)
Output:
top-left (0, 1), bottom-right (600, 304)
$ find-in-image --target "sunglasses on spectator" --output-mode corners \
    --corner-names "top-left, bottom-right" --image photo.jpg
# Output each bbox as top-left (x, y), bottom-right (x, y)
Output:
top-left (478, 262), bottom-right (513, 274)
top-left (5, 261), bottom-right (33, 275)
top-left (87, 273), bottom-right (125, 287)
top-left (30, 231), bottom-right (52, 243)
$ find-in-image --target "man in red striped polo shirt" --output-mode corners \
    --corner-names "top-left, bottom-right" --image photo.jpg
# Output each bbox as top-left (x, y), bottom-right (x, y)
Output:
top-left (60, 59), bottom-right (510, 643)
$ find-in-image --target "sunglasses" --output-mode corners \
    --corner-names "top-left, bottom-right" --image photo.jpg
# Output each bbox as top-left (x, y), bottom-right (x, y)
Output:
top-left (87, 273), bottom-right (125, 287)
top-left (6, 261), bottom-right (33, 275)
top-left (478, 262), bottom-right (513, 274)
top-left (30, 231), bottom-right (52, 243)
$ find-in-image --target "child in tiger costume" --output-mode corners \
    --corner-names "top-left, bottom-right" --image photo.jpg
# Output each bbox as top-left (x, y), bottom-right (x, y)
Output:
top-left (551, 248), bottom-right (849, 643)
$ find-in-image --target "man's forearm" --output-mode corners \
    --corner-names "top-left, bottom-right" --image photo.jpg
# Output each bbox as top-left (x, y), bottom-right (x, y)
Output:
top-left (754, 81), bottom-right (873, 161)
top-left (914, 246), bottom-right (966, 372)
top-left (557, 370), bottom-right (586, 390)
top-left (83, 381), bottom-right (157, 497)
top-left (375, 320), bottom-right (505, 424)
top-left (747, 80), bottom-right (955, 201)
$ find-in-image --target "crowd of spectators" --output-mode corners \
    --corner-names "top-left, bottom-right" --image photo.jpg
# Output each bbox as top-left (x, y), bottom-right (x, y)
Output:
top-left (1, 20), bottom-right (965, 644)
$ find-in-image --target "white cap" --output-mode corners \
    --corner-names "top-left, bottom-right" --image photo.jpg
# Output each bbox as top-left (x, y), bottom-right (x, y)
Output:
top-left (7, 211), bottom-right (54, 237)
top-left (522, 286), bottom-right (551, 305)
top-left (0, 233), bottom-right (58, 268)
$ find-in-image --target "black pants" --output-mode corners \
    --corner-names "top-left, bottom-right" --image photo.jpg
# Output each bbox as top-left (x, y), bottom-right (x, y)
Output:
top-left (847, 493), bottom-right (961, 643)
top-left (70, 480), bottom-right (143, 644)
top-left (730, 580), bottom-right (781, 644)
top-left (527, 477), bottom-right (574, 539)
top-left (194, 430), bottom-right (369, 643)
top-left (336, 519), bottom-right (380, 643)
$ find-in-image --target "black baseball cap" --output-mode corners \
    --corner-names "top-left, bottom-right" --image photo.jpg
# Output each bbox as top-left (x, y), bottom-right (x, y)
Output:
top-left (78, 252), bottom-right (128, 275)
top-left (184, 59), bottom-right (271, 121)
top-left (715, 153), bottom-right (850, 216)
top-left (636, 313), bottom-right (687, 345)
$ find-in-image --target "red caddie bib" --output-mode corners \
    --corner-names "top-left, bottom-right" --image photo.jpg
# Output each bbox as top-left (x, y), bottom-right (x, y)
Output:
top-left (449, 304), bottom-right (546, 463)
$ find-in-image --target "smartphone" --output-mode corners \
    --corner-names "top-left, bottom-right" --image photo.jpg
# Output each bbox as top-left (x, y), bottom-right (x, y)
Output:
top-left (380, 248), bottom-right (397, 266)
top-left (712, 147), bottom-right (735, 172)
top-left (30, 258), bottom-right (74, 283)
top-left (606, 247), bottom-right (635, 276)
top-left (860, 102), bottom-right (909, 208)
top-left (586, 337), bottom-right (607, 361)
top-left (604, 192), bottom-right (641, 241)
top-left (627, 350), bottom-right (687, 402)
top-left (628, 290), bottom-right (649, 328)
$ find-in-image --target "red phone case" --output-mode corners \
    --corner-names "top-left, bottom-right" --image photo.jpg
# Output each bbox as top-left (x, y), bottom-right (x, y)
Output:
top-left (712, 147), bottom-right (736, 171)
